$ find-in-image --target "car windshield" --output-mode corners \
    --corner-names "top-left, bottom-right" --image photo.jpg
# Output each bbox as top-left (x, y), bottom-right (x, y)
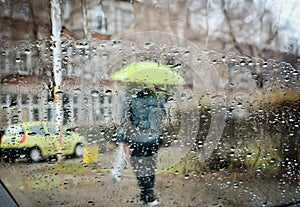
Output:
top-left (0, 1), bottom-right (299, 207)
top-left (4, 126), bottom-right (23, 136)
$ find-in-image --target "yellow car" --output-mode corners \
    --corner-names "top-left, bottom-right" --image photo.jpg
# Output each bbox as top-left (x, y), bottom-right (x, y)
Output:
top-left (0, 122), bottom-right (87, 163)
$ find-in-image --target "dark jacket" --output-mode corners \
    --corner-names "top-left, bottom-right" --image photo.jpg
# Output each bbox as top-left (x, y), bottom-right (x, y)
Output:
top-left (117, 88), bottom-right (166, 146)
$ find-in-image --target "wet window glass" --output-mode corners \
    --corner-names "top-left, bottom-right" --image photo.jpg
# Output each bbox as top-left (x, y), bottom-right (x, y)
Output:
top-left (4, 125), bottom-right (23, 136)
top-left (47, 124), bottom-right (57, 135)
top-left (28, 126), bottom-right (45, 136)
top-left (0, 0), bottom-right (299, 207)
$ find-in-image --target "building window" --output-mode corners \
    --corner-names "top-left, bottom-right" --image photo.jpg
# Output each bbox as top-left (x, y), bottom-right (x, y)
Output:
top-left (1, 94), bottom-right (6, 104)
top-left (21, 94), bottom-right (29, 104)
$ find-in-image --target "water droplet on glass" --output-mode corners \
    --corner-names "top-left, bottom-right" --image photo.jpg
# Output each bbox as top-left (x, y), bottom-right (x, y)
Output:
top-left (105, 89), bottom-right (112, 95)
top-left (221, 56), bottom-right (227, 62)
top-left (48, 99), bottom-right (54, 104)
top-left (172, 50), bottom-right (179, 56)
top-left (55, 90), bottom-right (63, 95)
top-left (183, 50), bottom-right (190, 57)
top-left (74, 88), bottom-right (81, 93)
top-left (75, 42), bottom-right (88, 49)
top-left (36, 40), bottom-right (43, 47)
top-left (231, 57), bottom-right (237, 62)
top-left (240, 60), bottom-right (246, 66)
top-left (91, 90), bottom-right (99, 97)
top-left (282, 45), bottom-right (292, 52)
top-left (102, 53), bottom-right (108, 59)
top-left (262, 62), bottom-right (268, 68)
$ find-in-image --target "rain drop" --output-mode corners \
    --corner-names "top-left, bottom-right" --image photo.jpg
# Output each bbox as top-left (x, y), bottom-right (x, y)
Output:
top-left (248, 60), bottom-right (254, 66)
top-left (240, 60), bottom-right (246, 66)
top-left (221, 56), bottom-right (227, 62)
top-left (15, 57), bottom-right (21, 63)
top-left (211, 59), bottom-right (217, 65)
top-left (91, 90), bottom-right (99, 97)
top-left (74, 88), bottom-right (81, 93)
top-left (55, 90), bottom-right (63, 95)
top-left (183, 50), bottom-right (190, 57)
top-left (88, 200), bottom-right (95, 206)
top-left (102, 53), bottom-right (108, 59)
top-left (36, 40), bottom-right (43, 47)
top-left (262, 62), bottom-right (268, 68)
top-left (105, 89), bottom-right (112, 95)
top-left (174, 50), bottom-right (180, 56)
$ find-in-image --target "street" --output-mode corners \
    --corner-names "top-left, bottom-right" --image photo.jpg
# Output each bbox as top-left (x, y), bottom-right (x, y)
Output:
top-left (0, 152), bottom-right (298, 207)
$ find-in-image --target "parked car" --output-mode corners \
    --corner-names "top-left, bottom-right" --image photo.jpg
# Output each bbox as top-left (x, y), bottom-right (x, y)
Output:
top-left (0, 122), bottom-right (87, 163)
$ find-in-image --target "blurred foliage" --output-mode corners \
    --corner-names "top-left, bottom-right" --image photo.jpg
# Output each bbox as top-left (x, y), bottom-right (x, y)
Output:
top-left (172, 99), bottom-right (300, 177)
top-left (264, 89), bottom-right (300, 104)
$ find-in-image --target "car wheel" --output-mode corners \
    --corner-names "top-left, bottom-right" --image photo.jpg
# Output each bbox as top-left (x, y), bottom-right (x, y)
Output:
top-left (3, 156), bottom-right (11, 163)
top-left (74, 144), bottom-right (84, 157)
top-left (29, 147), bottom-right (42, 163)
top-left (3, 154), bottom-right (15, 163)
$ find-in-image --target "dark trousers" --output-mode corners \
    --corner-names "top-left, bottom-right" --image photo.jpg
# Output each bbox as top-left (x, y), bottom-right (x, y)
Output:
top-left (130, 144), bottom-right (159, 203)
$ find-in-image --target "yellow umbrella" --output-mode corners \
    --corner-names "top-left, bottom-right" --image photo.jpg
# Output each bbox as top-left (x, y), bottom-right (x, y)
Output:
top-left (111, 61), bottom-right (184, 86)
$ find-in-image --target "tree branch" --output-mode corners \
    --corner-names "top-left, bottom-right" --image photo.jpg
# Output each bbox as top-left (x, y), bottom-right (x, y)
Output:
top-left (221, 0), bottom-right (244, 54)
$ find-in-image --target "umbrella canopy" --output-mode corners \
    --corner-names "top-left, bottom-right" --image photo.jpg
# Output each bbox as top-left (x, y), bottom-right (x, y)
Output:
top-left (111, 61), bottom-right (184, 86)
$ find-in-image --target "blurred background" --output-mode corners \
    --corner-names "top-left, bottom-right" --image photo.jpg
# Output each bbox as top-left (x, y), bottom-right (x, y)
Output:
top-left (0, 1), bottom-right (299, 206)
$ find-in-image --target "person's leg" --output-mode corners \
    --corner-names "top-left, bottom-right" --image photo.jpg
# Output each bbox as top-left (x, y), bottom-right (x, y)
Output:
top-left (136, 175), bottom-right (156, 203)
top-left (130, 145), bottom-right (158, 203)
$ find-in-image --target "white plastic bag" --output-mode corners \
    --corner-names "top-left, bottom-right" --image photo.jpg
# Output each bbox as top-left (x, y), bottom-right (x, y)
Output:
top-left (110, 146), bottom-right (127, 183)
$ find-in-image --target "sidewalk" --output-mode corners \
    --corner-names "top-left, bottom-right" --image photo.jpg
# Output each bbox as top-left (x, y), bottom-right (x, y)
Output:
top-left (0, 148), bottom-right (298, 207)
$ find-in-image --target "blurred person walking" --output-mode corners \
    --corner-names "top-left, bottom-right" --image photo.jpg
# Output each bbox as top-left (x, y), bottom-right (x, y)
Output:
top-left (110, 61), bottom-right (184, 206)
top-left (111, 85), bottom-right (166, 206)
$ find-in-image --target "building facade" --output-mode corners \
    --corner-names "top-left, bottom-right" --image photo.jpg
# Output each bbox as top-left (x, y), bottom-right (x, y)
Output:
top-left (0, 0), bottom-right (134, 130)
